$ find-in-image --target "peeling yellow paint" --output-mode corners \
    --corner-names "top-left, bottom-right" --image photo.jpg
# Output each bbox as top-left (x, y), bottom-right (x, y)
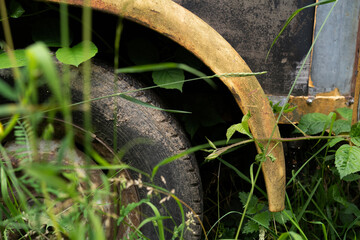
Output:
top-left (316, 88), bottom-right (341, 97)
top-left (308, 75), bottom-right (315, 88)
top-left (277, 95), bottom-right (351, 124)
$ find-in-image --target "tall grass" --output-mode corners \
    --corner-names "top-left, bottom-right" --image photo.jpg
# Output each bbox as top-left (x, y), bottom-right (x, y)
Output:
top-left (1, 0), bottom-right (360, 240)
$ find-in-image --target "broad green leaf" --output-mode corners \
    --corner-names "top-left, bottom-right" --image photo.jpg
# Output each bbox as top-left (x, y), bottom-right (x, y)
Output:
top-left (268, 153), bottom-right (276, 162)
top-left (238, 192), bottom-right (264, 214)
top-left (152, 68), bottom-right (185, 92)
top-left (350, 122), bottom-right (360, 137)
top-left (255, 153), bottom-right (267, 163)
top-left (56, 41), bottom-right (98, 67)
top-left (343, 202), bottom-right (360, 218)
top-left (329, 184), bottom-right (347, 206)
top-left (270, 101), bottom-right (296, 114)
top-left (295, 113), bottom-right (329, 135)
top-left (0, 50), bottom-right (27, 69)
top-left (226, 112), bottom-right (252, 142)
top-left (241, 112), bottom-right (251, 135)
top-left (351, 137), bottom-right (360, 147)
top-left (329, 184), bottom-right (360, 216)
top-left (255, 152), bottom-right (275, 162)
top-left (335, 144), bottom-right (360, 179)
top-left (336, 108), bottom-right (352, 121)
top-left (242, 220), bottom-right (259, 234)
top-left (206, 137), bottom-right (216, 150)
top-left (273, 210), bottom-right (291, 224)
top-left (329, 137), bottom-right (346, 148)
top-left (118, 198), bottom-right (149, 225)
top-left (332, 119), bottom-right (351, 135)
top-left (226, 123), bottom-right (243, 143)
top-left (253, 211), bottom-right (270, 228)
top-left (350, 122), bottom-right (360, 146)
top-left (342, 173), bottom-right (360, 182)
top-left (239, 191), bottom-right (257, 207)
top-left (9, 0), bottom-right (25, 18)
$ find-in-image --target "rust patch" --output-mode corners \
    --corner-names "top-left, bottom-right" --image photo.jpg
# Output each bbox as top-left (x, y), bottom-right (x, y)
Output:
top-left (277, 95), bottom-right (351, 124)
top-left (315, 88), bottom-right (341, 97)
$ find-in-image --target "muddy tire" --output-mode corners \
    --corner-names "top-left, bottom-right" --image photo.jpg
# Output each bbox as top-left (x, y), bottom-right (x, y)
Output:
top-left (68, 61), bottom-right (203, 239)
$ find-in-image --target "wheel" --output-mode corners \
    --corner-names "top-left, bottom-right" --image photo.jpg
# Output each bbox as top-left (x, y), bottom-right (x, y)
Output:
top-left (0, 60), bottom-right (203, 239)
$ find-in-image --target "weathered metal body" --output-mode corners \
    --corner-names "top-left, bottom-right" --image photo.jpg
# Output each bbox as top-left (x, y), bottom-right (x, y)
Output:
top-left (175, 0), bottom-right (360, 123)
top-left (174, 0), bottom-right (314, 97)
top-left (43, 0), bottom-right (360, 213)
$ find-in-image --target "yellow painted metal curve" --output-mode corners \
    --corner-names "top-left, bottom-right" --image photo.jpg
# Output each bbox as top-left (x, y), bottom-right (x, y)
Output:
top-left (47, 0), bottom-right (285, 212)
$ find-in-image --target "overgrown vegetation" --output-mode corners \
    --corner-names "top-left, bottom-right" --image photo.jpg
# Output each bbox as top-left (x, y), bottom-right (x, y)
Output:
top-left (1, 0), bottom-right (359, 239)
top-left (204, 106), bottom-right (360, 239)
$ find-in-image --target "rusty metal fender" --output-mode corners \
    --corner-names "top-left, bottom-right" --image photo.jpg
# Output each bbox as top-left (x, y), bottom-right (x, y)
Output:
top-left (46, 0), bottom-right (285, 212)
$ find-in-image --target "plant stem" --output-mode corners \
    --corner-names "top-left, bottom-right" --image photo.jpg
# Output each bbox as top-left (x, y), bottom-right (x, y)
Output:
top-left (234, 162), bottom-right (262, 239)
top-left (215, 162), bottom-right (221, 239)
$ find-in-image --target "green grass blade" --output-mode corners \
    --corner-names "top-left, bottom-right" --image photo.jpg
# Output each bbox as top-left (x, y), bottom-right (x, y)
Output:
top-left (151, 143), bottom-right (209, 180)
top-left (0, 78), bottom-right (18, 101)
top-left (218, 158), bottom-right (267, 197)
top-left (282, 210), bottom-right (308, 240)
top-left (151, 138), bottom-right (248, 180)
top-left (25, 43), bottom-right (62, 104)
top-left (173, 195), bottom-right (186, 239)
top-left (309, 221), bottom-right (328, 240)
top-left (145, 202), bottom-right (165, 240)
top-left (0, 167), bottom-right (18, 217)
top-left (116, 62), bottom-right (180, 73)
top-left (137, 216), bottom-right (170, 232)
top-left (88, 209), bottom-right (106, 240)
top-left (278, 231), bottom-right (304, 240)
top-left (0, 104), bottom-right (32, 116)
top-left (343, 216), bottom-right (360, 240)
top-left (297, 181), bottom-right (340, 239)
top-left (119, 94), bottom-right (191, 114)
top-left (290, 178), bottom-right (322, 231)
top-left (116, 62), bottom-right (218, 89)
top-left (206, 211), bottom-right (242, 237)
top-left (287, 142), bottom-right (329, 186)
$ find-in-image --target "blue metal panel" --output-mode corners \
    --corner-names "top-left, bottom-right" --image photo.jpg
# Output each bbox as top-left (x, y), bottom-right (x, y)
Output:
top-left (310, 0), bottom-right (360, 96)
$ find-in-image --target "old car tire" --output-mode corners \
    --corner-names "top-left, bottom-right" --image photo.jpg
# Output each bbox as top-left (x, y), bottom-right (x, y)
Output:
top-left (68, 60), bottom-right (203, 239)
top-left (0, 59), bottom-right (202, 239)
